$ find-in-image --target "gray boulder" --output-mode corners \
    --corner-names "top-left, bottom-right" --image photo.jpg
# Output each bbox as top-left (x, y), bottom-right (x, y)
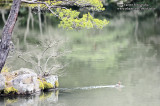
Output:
top-left (12, 68), bottom-right (40, 94)
top-left (44, 75), bottom-right (58, 88)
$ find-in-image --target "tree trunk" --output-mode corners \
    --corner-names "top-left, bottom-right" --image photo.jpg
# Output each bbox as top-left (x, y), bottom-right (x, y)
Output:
top-left (24, 7), bottom-right (31, 44)
top-left (38, 5), bottom-right (43, 37)
top-left (0, 0), bottom-right (21, 72)
top-left (0, 10), bottom-right (6, 24)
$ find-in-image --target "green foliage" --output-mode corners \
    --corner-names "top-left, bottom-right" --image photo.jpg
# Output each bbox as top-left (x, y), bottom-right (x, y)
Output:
top-left (57, 8), bottom-right (109, 29)
top-left (22, 0), bottom-right (109, 29)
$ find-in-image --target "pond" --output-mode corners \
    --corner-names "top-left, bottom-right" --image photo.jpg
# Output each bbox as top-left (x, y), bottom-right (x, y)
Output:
top-left (0, 1), bottom-right (160, 106)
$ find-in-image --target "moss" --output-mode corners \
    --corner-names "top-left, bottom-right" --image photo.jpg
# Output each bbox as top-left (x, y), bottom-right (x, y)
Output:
top-left (1, 66), bottom-right (10, 73)
top-left (38, 79), bottom-right (44, 90)
top-left (4, 87), bottom-right (18, 94)
top-left (55, 80), bottom-right (59, 88)
top-left (38, 79), bottom-right (54, 90)
top-left (43, 81), bottom-right (53, 89)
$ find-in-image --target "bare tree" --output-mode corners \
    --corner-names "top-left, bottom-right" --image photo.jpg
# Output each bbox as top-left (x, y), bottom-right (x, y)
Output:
top-left (17, 35), bottom-right (70, 76)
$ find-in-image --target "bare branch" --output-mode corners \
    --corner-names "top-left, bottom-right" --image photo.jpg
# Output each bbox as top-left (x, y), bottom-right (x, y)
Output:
top-left (18, 54), bottom-right (37, 66)
top-left (21, 0), bottom-right (95, 10)
top-left (43, 2), bottom-right (59, 17)
top-left (41, 40), bottom-right (58, 57)
top-left (49, 63), bottom-right (69, 72)
top-left (21, 0), bottom-right (39, 3)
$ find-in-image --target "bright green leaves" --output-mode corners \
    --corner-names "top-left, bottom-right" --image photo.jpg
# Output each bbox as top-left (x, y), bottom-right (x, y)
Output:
top-left (57, 8), bottom-right (109, 30)
top-left (22, 0), bottom-right (109, 29)
top-left (57, 8), bottom-right (80, 19)
top-left (55, 0), bottom-right (109, 29)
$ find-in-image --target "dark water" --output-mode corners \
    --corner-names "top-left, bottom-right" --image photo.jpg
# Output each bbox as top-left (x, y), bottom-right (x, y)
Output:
top-left (0, 1), bottom-right (160, 106)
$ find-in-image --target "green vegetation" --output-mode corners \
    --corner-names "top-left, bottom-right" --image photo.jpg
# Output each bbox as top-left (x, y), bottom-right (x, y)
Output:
top-left (57, 9), bottom-right (109, 29)
top-left (1, 66), bottom-right (9, 73)
top-left (38, 78), bottom-right (59, 90)
top-left (43, 81), bottom-right (54, 89)
top-left (38, 79), bottom-right (45, 90)
top-left (25, 0), bottom-right (109, 29)
top-left (4, 87), bottom-right (18, 94)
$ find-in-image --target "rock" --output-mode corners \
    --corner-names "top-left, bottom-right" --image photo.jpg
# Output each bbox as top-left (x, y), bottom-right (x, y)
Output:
top-left (5, 81), bottom-right (12, 87)
top-left (12, 68), bottom-right (37, 76)
top-left (0, 68), bottom-right (59, 96)
top-left (0, 74), bottom-right (5, 90)
top-left (43, 75), bottom-right (59, 88)
top-left (12, 68), bottom-right (40, 94)
top-left (22, 77), bottom-right (32, 84)
top-left (1, 72), bottom-right (15, 81)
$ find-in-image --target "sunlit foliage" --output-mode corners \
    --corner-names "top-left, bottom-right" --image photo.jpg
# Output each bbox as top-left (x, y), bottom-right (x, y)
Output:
top-left (22, 0), bottom-right (109, 29)
top-left (56, 8), bottom-right (109, 29)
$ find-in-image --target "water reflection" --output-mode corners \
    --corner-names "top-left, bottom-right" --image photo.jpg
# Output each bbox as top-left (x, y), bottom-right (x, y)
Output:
top-left (0, 90), bottom-right (59, 106)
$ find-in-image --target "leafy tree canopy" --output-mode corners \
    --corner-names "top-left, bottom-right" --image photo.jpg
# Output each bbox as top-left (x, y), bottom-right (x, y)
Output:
top-left (22, 0), bottom-right (109, 29)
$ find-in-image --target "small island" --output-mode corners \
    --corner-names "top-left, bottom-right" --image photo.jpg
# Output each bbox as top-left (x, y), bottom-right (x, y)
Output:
top-left (0, 68), bottom-right (59, 96)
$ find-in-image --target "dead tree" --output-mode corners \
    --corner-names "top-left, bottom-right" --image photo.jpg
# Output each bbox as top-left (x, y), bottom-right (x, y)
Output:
top-left (17, 37), bottom-right (70, 76)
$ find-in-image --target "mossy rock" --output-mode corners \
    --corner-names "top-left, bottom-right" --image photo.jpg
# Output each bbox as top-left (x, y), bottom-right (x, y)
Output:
top-left (43, 81), bottom-right (54, 89)
top-left (38, 79), bottom-right (54, 90)
top-left (4, 87), bottom-right (18, 94)
top-left (0, 87), bottom-right (18, 96)
top-left (38, 79), bottom-right (45, 90)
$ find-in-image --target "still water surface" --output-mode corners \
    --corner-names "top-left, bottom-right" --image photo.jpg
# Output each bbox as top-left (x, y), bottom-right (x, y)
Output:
top-left (1, 42), bottom-right (160, 106)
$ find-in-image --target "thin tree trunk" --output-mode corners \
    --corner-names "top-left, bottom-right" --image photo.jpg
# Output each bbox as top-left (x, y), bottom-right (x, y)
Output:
top-left (0, 0), bottom-right (21, 72)
top-left (31, 10), bottom-right (34, 29)
top-left (24, 7), bottom-right (31, 44)
top-left (0, 10), bottom-right (6, 24)
top-left (38, 5), bottom-right (43, 37)
top-left (134, 15), bottom-right (139, 44)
